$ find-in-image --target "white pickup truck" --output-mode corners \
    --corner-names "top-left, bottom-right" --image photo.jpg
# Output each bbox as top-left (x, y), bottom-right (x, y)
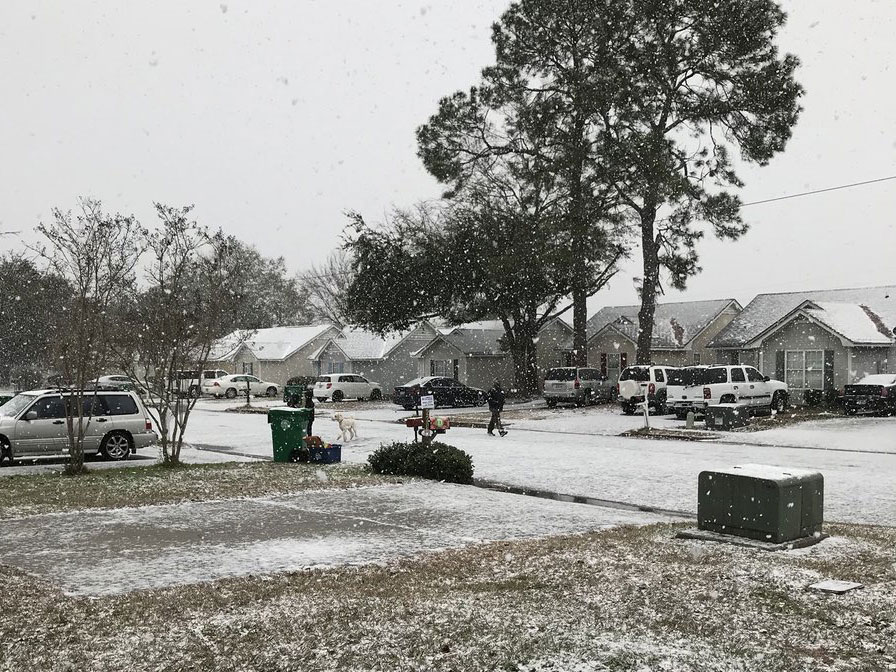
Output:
top-left (666, 365), bottom-right (789, 418)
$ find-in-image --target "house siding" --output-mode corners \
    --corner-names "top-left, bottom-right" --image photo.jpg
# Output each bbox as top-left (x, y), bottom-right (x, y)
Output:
top-left (587, 330), bottom-right (635, 369)
top-left (689, 306), bottom-right (740, 364)
top-left (359, 323), bottom-right (440, 394)
top-left (416, 337), bottom-right (514, 391)
top-left (417, 340), bottom-right (468, 381)
top-left (757, 317), bottom-right (850, 393)
top-left (535, 321), bottom-right (572, 375)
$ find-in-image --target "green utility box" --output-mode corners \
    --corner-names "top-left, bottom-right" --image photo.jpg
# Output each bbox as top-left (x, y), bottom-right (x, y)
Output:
top-left (698, 464), bottom-right (824, 544)
top-left (705, 403), bottom-right (750, 430)
top-left (267, 407), bottom-right (312, 463)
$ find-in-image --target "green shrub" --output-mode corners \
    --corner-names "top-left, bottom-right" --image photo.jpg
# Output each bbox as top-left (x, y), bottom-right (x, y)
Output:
top-left (367, 441), bottom-right (474, 485)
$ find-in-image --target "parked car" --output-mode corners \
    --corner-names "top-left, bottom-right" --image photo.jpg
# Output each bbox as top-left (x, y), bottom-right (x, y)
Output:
top-left (0, 389), bottom-right (157, 464)
top-left (87, 375), bottom-right (146, 395)
top-left (617, 365), bottom-right (677, 415)
top-left (171, 369), bottom-right (230, 398)
top-left (664, 366), bottom-right (711, 419)
top-left (313, 374), bottom-right (383, 402)
top-left (543, 367), bottom-right (614, 407)
top-left (665, 365), bottom-right (788, 417)
top-left (202, 374), bottom-right (280, 399)
top-left (840, 373), bottom-right (896, 415)
top-left (393, 376), bottom-right (485, 410)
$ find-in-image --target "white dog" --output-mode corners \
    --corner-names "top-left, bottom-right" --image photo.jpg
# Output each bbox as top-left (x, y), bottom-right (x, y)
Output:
top-left (332, 412), bottom-right (357, 442)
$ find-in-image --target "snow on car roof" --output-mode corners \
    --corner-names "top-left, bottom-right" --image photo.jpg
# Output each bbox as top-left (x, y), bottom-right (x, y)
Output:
top-left (856, 374), bottom-right (896, 385)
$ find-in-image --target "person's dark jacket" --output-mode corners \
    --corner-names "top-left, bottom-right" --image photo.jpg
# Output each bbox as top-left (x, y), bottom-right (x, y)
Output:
top-left (487, 385), bottom-right (505, 412)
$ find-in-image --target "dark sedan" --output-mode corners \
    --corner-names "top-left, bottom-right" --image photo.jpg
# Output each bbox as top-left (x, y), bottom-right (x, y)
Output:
top-left (841, 374), bottom-right (896, 415)
top-left (393, 376), bottom-right (486, 410)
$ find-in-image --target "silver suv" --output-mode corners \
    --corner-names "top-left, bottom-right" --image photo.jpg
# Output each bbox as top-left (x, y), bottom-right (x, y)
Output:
top-left (544, 367), bottom-right (614, 407)
top-left (0, 390), bottom-right (158, 464)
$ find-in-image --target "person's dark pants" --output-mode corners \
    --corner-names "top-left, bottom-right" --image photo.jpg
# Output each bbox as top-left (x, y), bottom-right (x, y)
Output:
top-left (306, 420), bottom-right (314, 437)
top-left (488, 410), bottom-right (503, 433)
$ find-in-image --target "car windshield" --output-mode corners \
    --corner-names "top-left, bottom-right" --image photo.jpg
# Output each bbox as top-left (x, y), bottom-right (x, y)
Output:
top-left (668, 368), bottom-right (705, 386)
top-left (619, 367), bottom-right (650, 382)
top-left (0, 393), bottom-right (39, 417)
top-left (545, 368), bottom-right (576, 381)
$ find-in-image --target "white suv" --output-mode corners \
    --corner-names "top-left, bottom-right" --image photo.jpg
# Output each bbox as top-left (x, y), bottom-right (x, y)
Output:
top-left (314, 374), bottom-right (383, 402)
top-left (666, 365), bottom-right (788, 417)
top-left (617, 365), bottom-right (677, 415)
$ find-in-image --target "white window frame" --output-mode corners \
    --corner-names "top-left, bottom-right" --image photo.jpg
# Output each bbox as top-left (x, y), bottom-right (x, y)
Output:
top-left (785, 350), bottom-right (824, 391)
top-left (430, 359), bottom-right (453, 378)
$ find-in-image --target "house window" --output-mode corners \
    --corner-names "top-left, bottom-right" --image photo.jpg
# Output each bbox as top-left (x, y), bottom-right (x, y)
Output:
top-left (327, 361), bottom-right (344, 374)
top-left (693, 353), bottom-right (701, 365)
top-left (785, 350), bottom-right (824, 390)
top-left (241, 362), bottom-right (253, 375)
top-left (430, 359), bottom-right (454, 378)
top-left (606, 353), bottom-right (621, 382)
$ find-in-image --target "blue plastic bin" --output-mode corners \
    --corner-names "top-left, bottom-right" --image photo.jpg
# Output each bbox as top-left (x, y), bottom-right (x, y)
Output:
top-left (309, 443), bottom-right (341, 464)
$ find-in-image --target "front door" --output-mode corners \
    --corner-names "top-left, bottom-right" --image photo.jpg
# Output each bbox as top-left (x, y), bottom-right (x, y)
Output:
top-left (13, 395), bottom-right (69, 455)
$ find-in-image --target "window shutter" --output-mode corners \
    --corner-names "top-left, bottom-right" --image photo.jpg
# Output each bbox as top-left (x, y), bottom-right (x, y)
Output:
top-left (600, 353), bottom-right (607, 376)
top-left (775, 351), bottom-right (785, 382)
top-left (823, 350), bottom-right (835, 390)
top-left (620, 352), bottom-right (628, 369)
top-left (430, 360), bottom-right (435, 376)
top-left (453, 359), bottom-right (459, 380)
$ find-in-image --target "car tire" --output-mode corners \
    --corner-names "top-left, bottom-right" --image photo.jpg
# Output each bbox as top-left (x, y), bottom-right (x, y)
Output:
top-left (266, 386), bottom-right (278, 397)
top-left (654, 390), bottom-right (668, 415)
top-left (100, 432), bottom-right (133, 461)
top-left (584, 389), bottom-right (594, 406)
top-left (622, 404), bottom-right (635, 415)
top-left (0, 437), bottom-right (11, 466)
top-left (546, 399), bottom-right (557, 408)
top-left (332, 390), bottom-right (344, 402)
top-left (772, 391), bottom-right (788, 413)
top-left (370, 388), bottom-right (382, 401)
top-left (225, 388), bottom-right (237, 399)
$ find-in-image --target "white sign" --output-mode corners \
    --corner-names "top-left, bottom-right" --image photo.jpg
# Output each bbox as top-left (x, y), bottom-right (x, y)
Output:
top-left (419, 394), bottom-right (435, 409)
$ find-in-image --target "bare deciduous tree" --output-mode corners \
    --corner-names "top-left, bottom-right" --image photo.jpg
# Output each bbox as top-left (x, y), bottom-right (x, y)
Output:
top-left (33, 198), bottom-right (143, 475)
top-left (113, 204), bottom-right (253, 466)
top-left (299, 249), bottom-right (354, 327)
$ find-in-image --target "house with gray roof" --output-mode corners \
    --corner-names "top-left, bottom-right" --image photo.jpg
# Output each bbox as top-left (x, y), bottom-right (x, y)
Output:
top-left (708, 285), bottom-right (896, 400)
top-left (308, 323), bottom-right (441, 394)
top-left (586, 298), bottom-right (742, 381)
top-left (411, 322), bottom-right (515, 391)
top-left (210, 324), bottom-right (340, 386)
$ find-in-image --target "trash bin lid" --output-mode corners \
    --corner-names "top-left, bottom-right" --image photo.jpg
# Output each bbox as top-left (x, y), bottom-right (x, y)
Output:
top-left (268, 407), bottom-right (311, 423)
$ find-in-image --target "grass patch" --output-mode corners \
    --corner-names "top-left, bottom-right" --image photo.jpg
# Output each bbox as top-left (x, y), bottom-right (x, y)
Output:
top-left (1, 522), bottom-right (893, 671)
top-left (0, 461), bottom-right (397, 519)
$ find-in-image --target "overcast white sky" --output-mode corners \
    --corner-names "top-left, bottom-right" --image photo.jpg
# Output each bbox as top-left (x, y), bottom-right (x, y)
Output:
top-left (1, 0), bottom-right (895, 313)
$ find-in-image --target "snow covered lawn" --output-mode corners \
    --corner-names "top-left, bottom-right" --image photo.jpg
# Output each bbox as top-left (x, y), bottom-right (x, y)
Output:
top-left (2, 521), bottom-right (893, 671)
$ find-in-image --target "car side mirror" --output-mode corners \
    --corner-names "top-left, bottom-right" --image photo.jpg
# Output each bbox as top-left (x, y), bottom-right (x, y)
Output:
top-left (24, 410), bottom-right (38, 421)
top-left (764, 376), bottom-right (770, 382)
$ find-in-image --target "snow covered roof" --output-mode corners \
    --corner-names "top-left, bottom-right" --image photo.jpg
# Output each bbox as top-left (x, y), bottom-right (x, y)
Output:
top-left (210, 325), bottom-right (336, 362)
top-left (413, 324), bottom-right (507, 358)
top-left (312, 328), bottom-right (410, 361)
top-left (586, 299), bottom-right (739, 349)
top-left (710, 286), bottom-right (896, 348)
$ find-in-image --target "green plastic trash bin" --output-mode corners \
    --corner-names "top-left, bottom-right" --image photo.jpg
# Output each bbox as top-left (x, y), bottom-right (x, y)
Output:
top-left (268, 407), bottom-right (311, 463)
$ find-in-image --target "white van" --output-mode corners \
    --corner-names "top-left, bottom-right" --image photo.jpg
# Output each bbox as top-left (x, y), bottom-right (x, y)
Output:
top-left (617, 365), bottom-right (677, 415)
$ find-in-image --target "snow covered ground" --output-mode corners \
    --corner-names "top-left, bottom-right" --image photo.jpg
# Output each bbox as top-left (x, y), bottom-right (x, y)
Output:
top-left (0, 480), bottom-right (667, 596)
top-left (175, 406), bottom-right (896, 526)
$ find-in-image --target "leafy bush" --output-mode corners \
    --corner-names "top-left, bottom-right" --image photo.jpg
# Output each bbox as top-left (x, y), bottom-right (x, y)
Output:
top-left (368, 441), bottom-right (474, 484)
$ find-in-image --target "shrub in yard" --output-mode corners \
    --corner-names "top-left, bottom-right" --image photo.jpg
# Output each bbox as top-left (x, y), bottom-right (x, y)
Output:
top-left (367, 441), bottom-right (474, 485)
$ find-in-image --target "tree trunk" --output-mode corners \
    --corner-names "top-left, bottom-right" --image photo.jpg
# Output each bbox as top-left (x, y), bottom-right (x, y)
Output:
top-left (510, 331), bottom-right (540, 396)
top-left (636, 209), bottom-right (660, 364)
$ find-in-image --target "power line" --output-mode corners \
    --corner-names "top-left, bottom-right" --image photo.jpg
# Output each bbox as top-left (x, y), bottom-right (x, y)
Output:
top-left (742, 174), bottom-right (896, 207)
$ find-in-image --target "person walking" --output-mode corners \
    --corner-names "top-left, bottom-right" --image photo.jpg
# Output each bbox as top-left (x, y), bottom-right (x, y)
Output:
top-left (304, 388), bottom-right (316, 437)
top-left (487, 380), bottom-right (507, 437)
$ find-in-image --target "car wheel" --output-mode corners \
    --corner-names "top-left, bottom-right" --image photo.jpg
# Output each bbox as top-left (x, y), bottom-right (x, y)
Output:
top-left (772, 391), bottom-right (788, 413)
top-left (370, 388), bottom-right (382, 401)
top-left (546, 399), bottom-right (557, 408)
top-left (332, 390), bottom-right (344, 402)
top-left (584, 389), bottom-right (594, 406)
top-left (100, 432), bottom-right (133, 461)
top-left (225, 388), bottom-right (237, 399)
top-left (654, 390), bottom-right (668, 415)
top-left (266, 386), bottom-right (278, 397)
top-left (0, 437), bottom-right (11, 466)
top-left (622, 404), bottom-right (635, 415)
